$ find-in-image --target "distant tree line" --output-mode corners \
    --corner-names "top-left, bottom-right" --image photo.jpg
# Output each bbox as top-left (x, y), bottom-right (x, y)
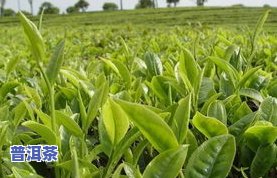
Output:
top-left (66, 0), bottom-right (90, 13)
top-left (0, 0), bottom-right (271, 17)
top-left (0, 0), bottom-right (90, 16)
top-left (0, 0), bottom-right (212, 17)
top-left (103, 3), bottom-right (118, 11)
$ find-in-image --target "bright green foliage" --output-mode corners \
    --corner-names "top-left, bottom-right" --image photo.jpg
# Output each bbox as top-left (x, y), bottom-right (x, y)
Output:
top-left (250, 143), bottom-right (276, 178)
top-left (12, 167), bottom-right (43, 178)
top-left (244, 121), bottom-right (277, 151)
top-left (0, 9), bottom-right (277, 178)
top-left (179, 49), bottom-right (200, 91)
top-left (259, 97), bottom-right (277, 125)
top-left (143, 52), bottom-right (163, 78)
top-left (185, 135), bottom-right (236, 178)
top-left (115, 99), bottom-right (179, 152)
top-left (100, 98), bottom-right (129, 155)
top-left (192, 112), bottom-right (228, 138)
top-left (143, 145), bottom-right (188, 178)
top-left (22, 121), bottom-right (57, 145)
top-left (55, 110), bottom-right (83, 137)
top-left (46, 40), bottom-right (65, 85)
top-left (85, 82), bottom-right (109, 132)
top-left (228, 112), bottom-right (257, 137)
top-left (172, 94), bottom-right (191, 144)
top-left (0, 81), bottom-right (19, 102)
top-left (207, 100), bottom-right (227, 124)
top-left (102, 99), bottom-right (129, 145)
top-left (18, 12), bottom-right (45, 62)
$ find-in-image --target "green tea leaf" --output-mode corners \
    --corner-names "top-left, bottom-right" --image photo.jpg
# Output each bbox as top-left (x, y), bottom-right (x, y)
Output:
top-left (112, 162), bottom-right (142, 178)
top-left (104, 128), bottom-right (141, 178)
top-left (18, 12), bottom-right (45, 62)
top-left (249, 11), bottom-right (270, 66)
top-left (209, 56), bottom-right (238, 87)
top-left (22, 100), bottom-right (36, 121)
top-left (6, 56), bottom-right (21, 76)
top-left (250, 144), bottom-right (276, 178)
top-left (71, 146), bottom-right (80, 178)
top-left (259, 97), bottom-right (277, 125)
top-left (0, 81), bottom-right (19, 101)
top-left (207, 100), bottom-right (227, 125)
top-left (124, 163), bottom-right (142, 178)
top-left (237, 66), bottom-right (261, 89)
top-left (148, 76), bottom-right (170, 104)
top-left (2, 157), bottom-right (36, 174)
top-left (185, 134), bottom-right (236, 178)
top-left (112, 163), bottom-right (125, 178)
top-left (101, 57), bottom-right (120, 75)
top-left (268, 80), bottom-right (277, 97)
top-left (101, 98), bottom-right (129, 145)
top-left (143, 52), bottom-right (163, 78)
top-left (228, 112), bottom-right (257, 137)
top-left (192, 112), bottom-right (228, 138)
top-left (77, 89), bottom-right (87, 131)
top-left (34, 109), bottom-right (51, 128)
top-left (85, 82), bottom-right (109, 132)
top-left (198, 77), bottom-right (216, 105)
top-left (132, 140), bottom-right (149, 165)
top-left (55, 110), bottom-right (83, 137)
top-left (12, 167), bottom-right (43, 178)
top-left (219, 74), bottom-right (235, 97)
top-left (143, 145), bottom-right (188, 178)
top-left (24, 85), bottom-right (42, 109)
top-left (22, 121), bottom-right (57, 145)
top-left (113, 60), bottom-right (132, 88)
top-left (185, 129), bottom-right (198, 162)
top-left (231, 102), bottom-right (252, 123)
top-left (180, 49), bottom-right (200, 88)
top-left (200, 93), bottom-right (222, 114)
top-left (178, 49), bottom-right (200, 91)
top-left (224, 45), bottom-right (236, 62)
top-left (252, 10), bottom-right (270, 48)
top-left (99, 115), bottom-right (113, 156)
top-left (244, 121), bottom-right (277, 151)
top-left (13, 101), bottom-right (27, 127)
top-left (115, 99), bottom-right (178, 152)
top-left (239, 88), bottom-right (264, 103)
top-left (0, 121), bottom-right (9, 148)
top-left (46, 40), bottom-right (65, 85)
top-left (240, 144), bottom-right (255, 167)
top-left (60, 69), bottom-right (80, 88)
top-left (172, 94), bottom-right (191, 144)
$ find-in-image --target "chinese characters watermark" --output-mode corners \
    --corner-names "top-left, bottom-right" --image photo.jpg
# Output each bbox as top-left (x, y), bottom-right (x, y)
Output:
top-left (10, 145), bottom-right (58, 162)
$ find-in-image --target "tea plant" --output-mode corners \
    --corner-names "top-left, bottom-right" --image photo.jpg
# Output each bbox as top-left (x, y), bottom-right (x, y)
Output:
top-left (0, 10), bottom-right (276, 178)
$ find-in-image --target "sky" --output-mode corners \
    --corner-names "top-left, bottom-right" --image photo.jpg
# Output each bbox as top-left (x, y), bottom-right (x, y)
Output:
top-left (4, 0), bottom-right (277, 14)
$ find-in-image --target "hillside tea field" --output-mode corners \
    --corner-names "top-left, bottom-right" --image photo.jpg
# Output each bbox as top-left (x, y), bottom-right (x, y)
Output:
top-left (0, 10), bottom-right (277, 178)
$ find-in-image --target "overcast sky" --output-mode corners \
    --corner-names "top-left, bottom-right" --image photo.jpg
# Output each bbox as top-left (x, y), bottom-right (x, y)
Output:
top-left (5, 0), bottom-right (277, 14)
